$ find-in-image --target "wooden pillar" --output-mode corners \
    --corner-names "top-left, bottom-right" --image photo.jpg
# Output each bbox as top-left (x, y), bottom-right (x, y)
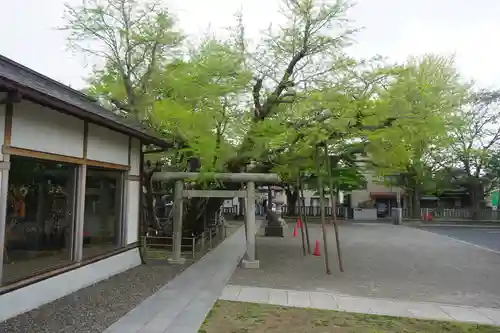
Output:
top-left (242, 181), bottom-right (259, 268)
top-left (168, 180), bottom-right (185, 264)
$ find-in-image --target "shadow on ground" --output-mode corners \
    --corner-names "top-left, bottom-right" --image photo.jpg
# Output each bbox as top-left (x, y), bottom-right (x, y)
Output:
top-left (230, 223), bottom-right (500, 308)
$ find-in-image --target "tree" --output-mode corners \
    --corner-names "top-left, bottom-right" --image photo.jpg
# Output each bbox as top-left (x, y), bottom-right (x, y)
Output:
top-left (368, 54), bottom-right (467, 218)
top-left (65, 0), bottom-right (459, 236)
top-left (61, 0), bottom-right (183, 117)
top-left (62, 0), bottom-right (252, 234)
top-left (449, 89), bottom-right (500, 218)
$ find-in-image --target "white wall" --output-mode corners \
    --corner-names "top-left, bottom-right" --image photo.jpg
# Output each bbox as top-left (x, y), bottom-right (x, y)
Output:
top-left (126, 180), bottom-right (140, 244)
top-left (0, 248), bottom-right (141, 322)
top-left (11, 100), bottom-right (84, 158)
top-left (87, 124), bottom-right (129, 165)
top-left (129, 138), bottom-right (141, 175)
top-left (349, 172), bottom-right (402, 208)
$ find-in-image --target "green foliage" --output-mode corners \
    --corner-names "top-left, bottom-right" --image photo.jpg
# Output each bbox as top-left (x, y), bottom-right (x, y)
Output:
top-left (65, 0), bottom-right (485, 205)
top-left (368, 55), bottom-right (467, 193)
top-left (61, 0), bottom-right (184, 116)
top-left (147, 38), bottom-right (253, 172)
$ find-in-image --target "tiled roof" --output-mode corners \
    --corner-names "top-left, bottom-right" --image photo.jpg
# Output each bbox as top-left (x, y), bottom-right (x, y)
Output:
top-left (0, 54), bottom-right (172, 148)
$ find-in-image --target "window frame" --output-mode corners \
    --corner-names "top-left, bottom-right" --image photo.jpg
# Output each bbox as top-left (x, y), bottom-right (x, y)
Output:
top-left (81, 166), bottom-right (126, 260)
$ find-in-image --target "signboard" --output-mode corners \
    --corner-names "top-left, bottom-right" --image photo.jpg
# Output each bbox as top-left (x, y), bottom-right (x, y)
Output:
top-left (491, 189), bottom-right (499, 210)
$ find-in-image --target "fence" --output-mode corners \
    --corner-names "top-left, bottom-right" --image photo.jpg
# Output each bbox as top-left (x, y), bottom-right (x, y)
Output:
top-left (397, 208), bottom-right (500, 220)
top-left (282, 206), bottom-right (500, 221)
top-left (222, 206), bottom-right (239, 215)
top-left (281, 205), bottom-right (349, 218)
top-left (169, 203), bottom-right (500, 221)
top-left (141, 224), bottom-right (227, 261)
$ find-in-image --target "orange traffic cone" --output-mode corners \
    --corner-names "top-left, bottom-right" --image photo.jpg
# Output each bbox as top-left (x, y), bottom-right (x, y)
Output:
top-left (297, 218), bottom-right (301, 228)
top-left (293, 226), bottom-right (297, 237)
top-left (313, 240), bottom-right (321, 256)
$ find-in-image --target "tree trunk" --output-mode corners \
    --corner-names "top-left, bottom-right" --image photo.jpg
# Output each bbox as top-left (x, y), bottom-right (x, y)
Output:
top-left (469, 179), bottom-right (483, 220)
top-left (285, 186), bottom-right (298, 216)
top-left (411, 187), bottom-right (421, 219)
top-left (182, 181), bottom-right (243, 236)
top-left (183, 197), bottom-right (225, 235)
top-left (142, 163), bottom-right (162, 232)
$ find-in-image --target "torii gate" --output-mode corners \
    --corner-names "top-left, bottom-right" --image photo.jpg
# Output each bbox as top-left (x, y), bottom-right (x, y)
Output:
top-left (151, 172), bottom-right (281, 268)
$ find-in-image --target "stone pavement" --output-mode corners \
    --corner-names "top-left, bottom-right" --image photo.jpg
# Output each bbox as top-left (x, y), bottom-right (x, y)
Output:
top-left (103, 220), bottom-right (262, 333)
top-left (230, 223), bottom-right (500, 308)
top-left (220, 284), bottom-right (500, 326)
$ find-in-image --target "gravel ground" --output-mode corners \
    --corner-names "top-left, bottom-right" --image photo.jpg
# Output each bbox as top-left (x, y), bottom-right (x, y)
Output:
top-left (230, 223), bottom-right (500, 308)
top-left (0, 221), bottom-right (244, 333)
top-left (0, 260), bottom-right (190, 333)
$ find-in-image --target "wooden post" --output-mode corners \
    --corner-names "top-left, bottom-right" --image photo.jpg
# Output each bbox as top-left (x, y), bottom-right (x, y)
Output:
top-left (168, 180), bottom-right (185, 264)
top-left (316, 146), bottom-right (331, 275)
top-left (297, 172), bottom-right (307, 256)
top-left (324, 145), bottom-right (344, 272)
top-left (242, 181), bottom-right (259, 268)
top-left (298, 180), bottom-right (311, 254)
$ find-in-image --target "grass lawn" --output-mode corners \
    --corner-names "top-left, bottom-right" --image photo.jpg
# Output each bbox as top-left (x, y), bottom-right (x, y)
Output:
top-left (199, 301), bottom-right (500, 333)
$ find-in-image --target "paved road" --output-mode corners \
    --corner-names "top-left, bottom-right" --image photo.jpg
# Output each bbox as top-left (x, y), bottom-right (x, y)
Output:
top-left (417, 226), bottom-right (500, 252)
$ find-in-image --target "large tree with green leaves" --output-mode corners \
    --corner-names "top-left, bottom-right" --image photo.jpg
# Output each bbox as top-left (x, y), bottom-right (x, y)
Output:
top-left (62, 0), bottom-right (184, 117)
top-left (368, 54), bottom-right (467, 218)
top-left (448, 89), bottom-right (500, 218)
top-left (63, 0), bottom-right (463, 234)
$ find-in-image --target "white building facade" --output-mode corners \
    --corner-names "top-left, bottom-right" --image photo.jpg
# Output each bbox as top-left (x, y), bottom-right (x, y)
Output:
top-left (0, 55), bottom-right (170, 321)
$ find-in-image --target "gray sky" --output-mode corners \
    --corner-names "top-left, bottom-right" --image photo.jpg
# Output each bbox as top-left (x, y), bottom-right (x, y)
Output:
top-left (1, 0), bottom-right (499, 89)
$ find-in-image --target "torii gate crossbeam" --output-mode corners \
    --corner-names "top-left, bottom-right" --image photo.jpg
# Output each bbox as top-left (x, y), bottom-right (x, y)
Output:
top-left (151, 171), bottom-right (280, 268)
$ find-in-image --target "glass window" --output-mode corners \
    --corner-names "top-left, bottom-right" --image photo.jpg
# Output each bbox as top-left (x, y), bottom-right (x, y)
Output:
top-left (3, 156), bottom-right (77, 285)
top-left (82, 167), bottom-right (124, 259)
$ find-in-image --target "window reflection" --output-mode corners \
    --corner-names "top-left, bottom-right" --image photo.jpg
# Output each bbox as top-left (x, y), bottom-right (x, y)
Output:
top-left (83, 167), bottom-right (123, 258)
top-left (3, 156), bottom-right (76, 285)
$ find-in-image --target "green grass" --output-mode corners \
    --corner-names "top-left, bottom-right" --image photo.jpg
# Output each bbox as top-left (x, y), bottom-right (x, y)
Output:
top-left (199, 300), bottom-right (500, 333)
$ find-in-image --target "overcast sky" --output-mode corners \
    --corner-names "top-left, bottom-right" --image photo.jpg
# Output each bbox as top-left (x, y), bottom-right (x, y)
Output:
top-left (1, 0), bottom-right (499, 89)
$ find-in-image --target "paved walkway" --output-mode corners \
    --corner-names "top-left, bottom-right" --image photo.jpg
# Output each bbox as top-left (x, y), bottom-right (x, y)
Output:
top-left (220, 284), bottom-right (500, 326)
top-left (103, 220), bottom-right (261, 333)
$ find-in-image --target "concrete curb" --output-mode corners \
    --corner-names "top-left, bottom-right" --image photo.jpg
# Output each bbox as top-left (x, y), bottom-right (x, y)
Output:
top-left (220, 285), bottom-right (500, 326)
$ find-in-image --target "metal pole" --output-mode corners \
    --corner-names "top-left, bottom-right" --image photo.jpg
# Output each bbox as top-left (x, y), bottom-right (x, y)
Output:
top-left (316, 146), bottom-right (331, 275)
top-left (192, 237), bottom-right (196, 259)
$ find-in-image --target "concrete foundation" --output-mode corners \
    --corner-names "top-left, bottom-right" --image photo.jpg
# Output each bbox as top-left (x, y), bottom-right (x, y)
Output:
top-left (265, 225), bottom-right (285, 237)
top-left (241, 259), bottom-right (260, 269)
top-left (167, 257), bottom-right (186, 265)
top-left (265, 212), bottom-right (287, 237)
